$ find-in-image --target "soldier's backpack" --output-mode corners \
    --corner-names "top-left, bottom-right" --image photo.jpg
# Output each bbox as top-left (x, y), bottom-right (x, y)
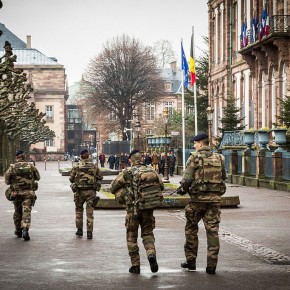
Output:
top-left (12, 162), bottom-right (38, 191)
top-left (75, 162), bottom-right (100, 190)
top-left (191, 152), bottom-right (226, 194)
top-left (129, 165), bottom-right (164, 210)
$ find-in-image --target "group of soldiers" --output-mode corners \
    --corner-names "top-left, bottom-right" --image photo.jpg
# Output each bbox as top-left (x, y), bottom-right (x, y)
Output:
top-left (4, 132), bottom-right (226, 275)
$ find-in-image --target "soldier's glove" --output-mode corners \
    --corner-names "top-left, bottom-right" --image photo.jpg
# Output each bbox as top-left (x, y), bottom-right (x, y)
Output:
top-left (176, 186), bottom-right (187, 196)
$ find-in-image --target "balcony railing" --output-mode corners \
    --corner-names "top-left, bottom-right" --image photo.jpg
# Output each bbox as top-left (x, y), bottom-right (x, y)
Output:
top-left (269, 15), bottom-right (289, 33)
top-left (240, 15), bottom-right (290, 49)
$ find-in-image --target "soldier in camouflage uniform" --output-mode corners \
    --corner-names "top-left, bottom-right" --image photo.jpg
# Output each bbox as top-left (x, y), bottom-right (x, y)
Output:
top-left (110, 150), bottom-right (164, 274)
top-left (4, 150), bottom-right (40, 241)
top-left (178, 133), bottom-right (226, 274)
top-left (69, 149), bottom-right (103, 239)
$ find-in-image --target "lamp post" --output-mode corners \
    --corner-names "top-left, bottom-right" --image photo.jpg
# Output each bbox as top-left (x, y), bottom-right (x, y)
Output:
top-left (108, 138), bottom-right (111, 155)
top-left (135, 120), bottom-right (141, 149)
top-left (206, 106), bottom-right (214, 149)
top-left (96, 139), bottom-right (99, 166)
top-left (163, 108), bottom-right (169, 181)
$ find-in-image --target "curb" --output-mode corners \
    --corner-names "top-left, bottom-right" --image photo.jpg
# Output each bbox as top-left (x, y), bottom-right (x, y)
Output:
top-left (95, 195), bottom-right (240, 209)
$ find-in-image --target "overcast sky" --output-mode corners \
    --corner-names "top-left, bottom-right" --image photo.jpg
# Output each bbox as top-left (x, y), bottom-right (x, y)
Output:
top-left (0, 0), bottom-right (208, 86)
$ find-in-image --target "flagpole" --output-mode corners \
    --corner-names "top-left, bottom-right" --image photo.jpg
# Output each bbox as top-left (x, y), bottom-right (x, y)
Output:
top-left (192, 26), bottom-right (198, 135)
top-left (181, 39), bottom-right (186, 171)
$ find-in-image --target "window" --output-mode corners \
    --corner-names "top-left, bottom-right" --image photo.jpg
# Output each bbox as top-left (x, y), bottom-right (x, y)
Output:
top-left (164, 101), bottom-right (173, 117)
top-left (109, 111), bottom-right (118, 121)
top-left (45, 139), bottom-right (54, 146)
top-left (164, 82), bottom-right (172, 92)
top-left (145, 102), bottom-right (155, 120)
top-left (46, 106), bottom-right (53, 119)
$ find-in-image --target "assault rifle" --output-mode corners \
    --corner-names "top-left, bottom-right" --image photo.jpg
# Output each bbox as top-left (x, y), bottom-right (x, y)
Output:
top-left (169, 186), bottom-right (187, 196)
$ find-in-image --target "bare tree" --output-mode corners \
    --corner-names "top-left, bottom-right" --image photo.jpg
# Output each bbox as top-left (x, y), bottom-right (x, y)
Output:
top-left (84, 34), bottom-right (163, 140)
top-left (153, 40), bottom-right (176, 68)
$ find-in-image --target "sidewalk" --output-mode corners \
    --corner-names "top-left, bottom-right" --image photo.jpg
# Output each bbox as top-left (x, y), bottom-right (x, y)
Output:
top-left (0, 161), bottom-right (290, 289)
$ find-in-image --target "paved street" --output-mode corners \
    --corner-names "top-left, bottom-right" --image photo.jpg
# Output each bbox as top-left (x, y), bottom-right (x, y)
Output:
top-left (0, 161), bottom-right (290, 289)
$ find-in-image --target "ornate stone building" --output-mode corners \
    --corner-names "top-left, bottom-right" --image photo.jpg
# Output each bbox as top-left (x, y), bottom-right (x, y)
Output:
top-left (208, 0), bottom-right (290, 136)
top-left (0, 23), bottom-right (68, 154)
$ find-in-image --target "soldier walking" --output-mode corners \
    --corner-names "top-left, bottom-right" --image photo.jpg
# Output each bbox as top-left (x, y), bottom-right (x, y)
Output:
top-left (110, 150), bottom-right (164, 274)
top-left (69, 149), bottom-right (103, 239)
top-left (4, 150), bottom-right (40, 241)
top-left (177, 133), bottom-right (226, 274)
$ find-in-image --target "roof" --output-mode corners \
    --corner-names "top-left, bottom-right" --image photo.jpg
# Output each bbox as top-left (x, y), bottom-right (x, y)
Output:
top-left (161, 67), bottom-right (182, 94)
top-left (0, 23), bottom-right (26, 50)
top-left (0, 23), bottom-right (59, 65)
top-left (0, 49), bottom-right (59, 65)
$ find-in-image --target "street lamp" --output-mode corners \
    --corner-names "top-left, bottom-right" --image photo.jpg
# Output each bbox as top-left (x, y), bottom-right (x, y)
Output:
top-left (206, 106), bottom-right (214, 149)
top-left (163, 107), bottom-right (169, 181)
top-left (135, 120), bottom-right (141, 149)
top-left (96, 139), bottom-right (99, 167)
top-left (108, 138), bottom-right (111, 155)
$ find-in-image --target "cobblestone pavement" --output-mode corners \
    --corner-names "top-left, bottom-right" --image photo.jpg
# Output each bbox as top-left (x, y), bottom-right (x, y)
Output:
top-left (0, 161), bottom-right (290, 289)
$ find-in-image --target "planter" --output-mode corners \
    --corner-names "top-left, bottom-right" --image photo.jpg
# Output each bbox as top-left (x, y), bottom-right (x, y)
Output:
top-left (272, 128), bottom-right (287, 152)
top-left (243, 132), bottom-right (255, 149)
top-left (257, 130), bottom-right (269, 149)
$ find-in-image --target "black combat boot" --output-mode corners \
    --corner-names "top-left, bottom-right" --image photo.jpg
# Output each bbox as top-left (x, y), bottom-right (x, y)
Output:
top-left (129, 265), bottom-right (140, 274)
top-left (14, 229), bottom-right (22, 238)
top-left (181, 259), bottom-right (196, 271)
top-left (148, 254), bottom-right (159, 273)
top-left (206, 266), bottom-right (216, 274)
top-left (75, 228), bottom-right (83, 236)
top-left (22, 228), bottom-right (30, 241)
top-left (87, 231), bottom-right (93, 239)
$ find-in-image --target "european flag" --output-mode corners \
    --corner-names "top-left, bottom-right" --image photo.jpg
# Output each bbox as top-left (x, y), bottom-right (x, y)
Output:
top-left (181, 42), bottom-right (189, 88)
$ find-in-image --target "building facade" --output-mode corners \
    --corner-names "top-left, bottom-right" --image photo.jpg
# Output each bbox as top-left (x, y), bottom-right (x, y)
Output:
top-left (208, 0), bottom-right (290, 136)
top-left (0, 23), bottom-right (68, 153)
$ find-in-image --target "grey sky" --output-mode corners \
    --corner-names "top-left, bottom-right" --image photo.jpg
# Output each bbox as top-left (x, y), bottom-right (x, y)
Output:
top-left (0, 0), bottom-right (208, 86)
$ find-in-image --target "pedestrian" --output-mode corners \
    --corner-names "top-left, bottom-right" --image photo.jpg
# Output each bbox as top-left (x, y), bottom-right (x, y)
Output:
top-left (69, 149), bottom-right (103, 239)
top-left (120, 152), bottom-right (126, 169)
top-left (114, 154), bottom-right (120, 170)
top-left (99, 152), bottom-right (106, 167)
top-left (177, 133), bottom-right (227, 274)
top-left (151, 151), bottom-right (159, 172)
top-left (29, 157), bottom-right (36, 166)
top-left (169, 150), bottom-right (176, 176)
top-left (159, 153), bottom-right (165, 175)
top-left (144, 153), bottom-right (152, 166)
top-left (110, 149), bottom-right (164, 274)
top-left (107, 153), bottom-right (115, 169)
top-left (4, 150), bottom-right (40, 241)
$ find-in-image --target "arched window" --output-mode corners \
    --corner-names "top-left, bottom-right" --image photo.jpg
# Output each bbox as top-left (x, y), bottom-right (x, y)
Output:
top-left (271, 69), bottom-right (276, 127)
top-left (282, 63), bottom-right (287, 100)
top-left (261, 72), bottom-right (266, 127)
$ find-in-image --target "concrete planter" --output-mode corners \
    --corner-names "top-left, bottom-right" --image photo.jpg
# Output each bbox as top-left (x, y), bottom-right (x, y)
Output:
top-left (272, 129), bottom-right (287, 152)
top-left (257, 130), bottom-right (269, 149)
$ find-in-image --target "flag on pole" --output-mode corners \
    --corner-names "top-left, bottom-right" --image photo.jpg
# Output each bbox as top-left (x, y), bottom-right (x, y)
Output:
top-left (181, 42), bottom-right (189, 88)
top-left (189, 34), bottom-right (196, 86)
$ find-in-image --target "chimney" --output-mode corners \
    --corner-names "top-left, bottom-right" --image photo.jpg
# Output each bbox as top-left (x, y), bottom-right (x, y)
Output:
top-left (26, 35), bottom-right (31, 48)
top-left (170, 61), bottom-right (177, 73)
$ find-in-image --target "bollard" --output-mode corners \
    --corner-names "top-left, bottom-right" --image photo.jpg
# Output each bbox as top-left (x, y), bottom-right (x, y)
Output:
top-left (44, 159), bottom-right (46, 171)
top-left (58, 160), bottom-right (60, 170)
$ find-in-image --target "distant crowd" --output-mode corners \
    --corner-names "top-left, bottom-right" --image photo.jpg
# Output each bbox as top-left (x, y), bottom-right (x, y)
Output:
top-left (98, 151), bottom-right (177, 177)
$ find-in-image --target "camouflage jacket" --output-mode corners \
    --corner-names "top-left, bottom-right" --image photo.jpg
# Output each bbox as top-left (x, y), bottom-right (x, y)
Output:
top-left (4, 159), bottom-right (40, 192)
top-left (180, 147), bottom-right (226, 203)
top-left (70, 158), bottom-right (103, 190)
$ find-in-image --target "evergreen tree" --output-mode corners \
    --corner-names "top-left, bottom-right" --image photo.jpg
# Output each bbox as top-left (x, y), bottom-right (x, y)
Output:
top-left (219, 94), bottom-right (245, 133)
top-left (276, 96), bottom-right (290, 128)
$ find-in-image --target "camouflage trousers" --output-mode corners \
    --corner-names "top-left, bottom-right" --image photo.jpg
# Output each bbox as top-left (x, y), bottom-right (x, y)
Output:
top-left (74, 189), bottom-right (95, 232)
top-left (184, 202), bottom-right (221, 267)
top-left (125, 209), bottom-right (156, 266)
top-left (13, 190), bottom-right (35, 230)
